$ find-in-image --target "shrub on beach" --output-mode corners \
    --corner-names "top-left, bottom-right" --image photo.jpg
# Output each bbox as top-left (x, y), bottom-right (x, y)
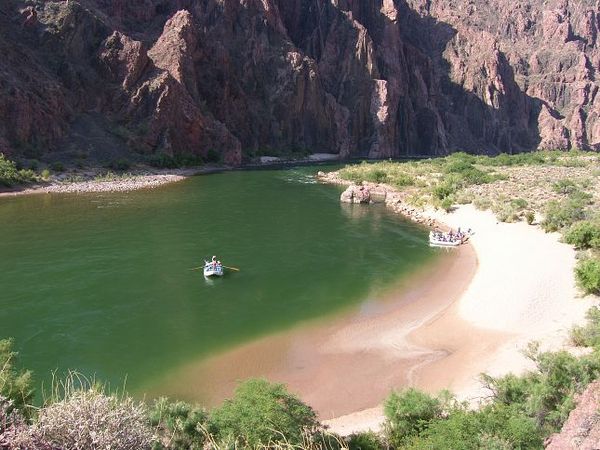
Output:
top-left (209, 379), bottom-right (320, 448)
top-left (564, 221), bottom-right (600, 249)
top-left (542, 196), bottom-right (589, 232)
top-left (575, 258), bottom-right (600, 295)
top-left (570, 307), bottom-right (600, 347)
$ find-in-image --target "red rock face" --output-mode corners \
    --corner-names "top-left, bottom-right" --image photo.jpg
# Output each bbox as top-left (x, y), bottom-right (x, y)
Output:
top-left (1, 0), bottom-right (600, 164)
top-left (546, 380), bottom-right (600, 449)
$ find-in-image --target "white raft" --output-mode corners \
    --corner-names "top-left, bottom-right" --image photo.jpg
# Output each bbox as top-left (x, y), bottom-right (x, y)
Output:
top-left (203, 262), bottom-right (224, 277)
top-left (429, 231), bottom-right (464, 247)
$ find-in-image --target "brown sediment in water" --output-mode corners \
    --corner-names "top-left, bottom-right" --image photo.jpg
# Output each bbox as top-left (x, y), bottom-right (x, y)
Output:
top-left (149, 241), bottom-right (507, 420)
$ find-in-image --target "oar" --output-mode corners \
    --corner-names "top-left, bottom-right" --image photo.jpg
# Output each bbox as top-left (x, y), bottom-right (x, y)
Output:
top-left (189, 266), bottom-right (204, 271)
top-left (223, 265), bottom-right (240, 271)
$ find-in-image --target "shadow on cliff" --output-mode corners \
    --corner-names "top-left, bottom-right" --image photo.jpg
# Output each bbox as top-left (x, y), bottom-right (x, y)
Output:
top-left (279, 0), bottom-right (544, 155)
top-left (394, 0), bottom-right (543, 154)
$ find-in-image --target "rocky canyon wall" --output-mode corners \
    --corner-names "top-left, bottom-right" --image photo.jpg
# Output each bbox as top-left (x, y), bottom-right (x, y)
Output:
top-left (1, 0), bottom-right (599, 165)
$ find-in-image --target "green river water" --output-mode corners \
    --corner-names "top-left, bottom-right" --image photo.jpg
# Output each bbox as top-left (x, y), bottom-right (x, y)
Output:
top-left (0, 166), bottom-right (437, 399)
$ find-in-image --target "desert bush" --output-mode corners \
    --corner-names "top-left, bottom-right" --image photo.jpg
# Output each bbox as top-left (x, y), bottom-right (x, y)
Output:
top-left (570, 307), bottom-right (600, 347)
top-left (149, 398), bottom-right (208, 450)
top-left (347, 431), bottom-right (384, 450)
top-left (542, 197), bottom-right (588, 232)
top-left (0, 154), bottom-right (37, 187)
top-left (454, 191), bottom-right (474, 205)
top-left (525, 211), bottom-right (535, 225)
top-left (575, 258), bottom-right (600, 295)
top-left (564, 221), bottom-right (600, 249)
top-left (31, 382), bottom-right (153, 450)
top-left (552, 179), bottom-right (578, 195)
top-left (511, 198), bottom-right (528, 210)
top-left (0, 339), bottom-right (33, 416)
top-left (473, 197), bottom-right (492, 211)
top-left (404, 404), bottom-right (542, 450)
top-left (209, 379), bottom-right (320, 448)
top-left (482, 343), bottom-right (600, 433)
top-left (41, 169), bottom-right (51, 180)
top-left (493, 202), bottom-right (520, 223)
top-left (383, 388), bottom-right (445, 446)
top-left (440, 197), bottom-right (454, 212)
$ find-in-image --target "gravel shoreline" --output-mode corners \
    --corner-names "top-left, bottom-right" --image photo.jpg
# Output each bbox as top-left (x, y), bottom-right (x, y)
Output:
top-left (0, 168), bottom-right (208, 197)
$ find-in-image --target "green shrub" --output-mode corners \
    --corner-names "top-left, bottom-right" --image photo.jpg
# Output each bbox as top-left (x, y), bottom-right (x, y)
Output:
top-left (432, 181), bottom-right (457, 200)
top-left (493, 202), bottom-right (520, 223)
top-left (392, 173), bottom-right (415, 188)
top-left (542, 198), bottom-right (588, 232)
top-left (473, 197), bottom-right (492, 211)
top-left (209, 379), bottom-right (319, 448)
top-left (511, 198), bottom-right (528, 210)
top-left (552, 179), bottom-right (578, 195)
top-left (440, 197), bottom-right (454, 212)
top-left (384, 388), bottom-right (443, 446)
top-left (564, 221), bottom-right (600, 249)
top-left (0, 154), bottom-right (37, 187)
top-left (0, 339), bottom-right (33, 416)
top-left (41, 169), bottom-right (51, 180)
top-left (575, 258), bottom-right (600, 295)
top-left (50, 162), bottom-right (65, 172)
top-left (364, 169), bottom-right (388, 183)
top-left (405, 405), bottom-right (542, 450)
top-left (570, 307), bottom-right (600, 347)
top-left (347, 431), bottom-right (384, 450)
top-left (525, 211), bottom-right (535, 225)
top-left (149, 398), bottom-right (208, 450)
top-left (483, 344), bottom-right (600, 433)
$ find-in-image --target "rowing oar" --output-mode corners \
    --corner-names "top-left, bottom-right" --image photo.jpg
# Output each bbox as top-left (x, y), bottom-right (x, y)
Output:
top-left (223, 265), bottom-right (240, 271)
top-left (189, 266), bottom-right (204, 271)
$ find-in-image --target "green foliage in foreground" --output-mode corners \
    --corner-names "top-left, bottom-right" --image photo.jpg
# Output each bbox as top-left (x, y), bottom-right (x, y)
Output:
top-left (209, 378), bottom-right (320, 448)
top-left (383, 388), bottom-right (542, 449)
top-left (0, 339), bottom-right (34, 416)
top-left (381, 342), bottom-right (600, 449)
top-left (575, 258), bottom-right (600, 295)
top-left (149, 398), bottom-right (208, 450)
top-left (0, 154), bottom-right (37, 187)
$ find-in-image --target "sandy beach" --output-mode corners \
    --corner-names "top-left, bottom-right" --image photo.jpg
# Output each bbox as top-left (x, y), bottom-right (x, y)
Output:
top-left (324, 203), bottom-right (598, 435)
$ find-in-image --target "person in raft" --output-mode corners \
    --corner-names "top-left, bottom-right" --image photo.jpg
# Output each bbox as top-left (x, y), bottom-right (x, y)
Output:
top-left (211, 255), bottom-right (217, 268)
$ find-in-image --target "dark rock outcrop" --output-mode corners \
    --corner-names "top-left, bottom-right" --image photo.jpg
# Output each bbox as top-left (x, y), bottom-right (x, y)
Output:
top-left (1, 0), bottom-right (599, 165)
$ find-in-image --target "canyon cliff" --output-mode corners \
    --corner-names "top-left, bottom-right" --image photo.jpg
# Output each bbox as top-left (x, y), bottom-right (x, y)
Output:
top-left (1, 0), bottom-right (600, 165)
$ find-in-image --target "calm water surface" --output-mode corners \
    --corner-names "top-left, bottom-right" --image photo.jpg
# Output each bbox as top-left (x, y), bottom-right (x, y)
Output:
top-left (0, 167), bottom-right (436, 396)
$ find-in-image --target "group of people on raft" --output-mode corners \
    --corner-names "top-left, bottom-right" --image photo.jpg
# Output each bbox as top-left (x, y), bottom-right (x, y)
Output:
top-left (430, 227), bottom-right (472, 244)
